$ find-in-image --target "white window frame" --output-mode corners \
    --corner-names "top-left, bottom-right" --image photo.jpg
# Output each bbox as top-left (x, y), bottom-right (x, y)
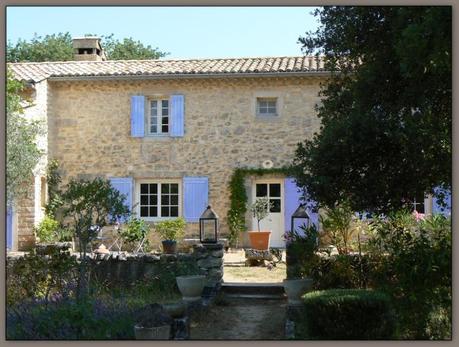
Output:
top-left (147, 98), bottom-right (170, 136)
top-left (135, 179), bottom-right (182, 221)
top-left (411, 194), bottom-right (433, 215)
top-left (256, 97), bottom-right (278, 117)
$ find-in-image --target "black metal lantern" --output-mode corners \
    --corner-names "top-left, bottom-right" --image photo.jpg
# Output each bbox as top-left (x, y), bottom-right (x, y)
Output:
top-left (199, 205), bottom-right (219, 243)
top-left (290, 204), bottom-right (310, 233)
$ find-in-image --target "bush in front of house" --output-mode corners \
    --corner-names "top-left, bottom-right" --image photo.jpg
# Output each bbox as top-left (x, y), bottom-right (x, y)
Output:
top-left (297, 289), bottom-right (396, 340)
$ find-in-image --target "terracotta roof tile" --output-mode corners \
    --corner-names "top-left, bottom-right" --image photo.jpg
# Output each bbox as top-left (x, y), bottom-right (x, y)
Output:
top-left (8, 56), bottom-right (327, 83)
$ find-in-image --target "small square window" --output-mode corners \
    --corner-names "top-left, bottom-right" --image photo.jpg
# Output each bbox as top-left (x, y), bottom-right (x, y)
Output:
top-left (257, 97), bottom-right (278, 116)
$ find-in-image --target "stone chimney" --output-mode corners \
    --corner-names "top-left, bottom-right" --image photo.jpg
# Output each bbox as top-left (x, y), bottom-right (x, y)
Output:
top-left (72, 37), bottom-right (107, 61)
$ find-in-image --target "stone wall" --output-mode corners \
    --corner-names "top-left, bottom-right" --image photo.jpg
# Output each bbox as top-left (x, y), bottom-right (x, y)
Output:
top-left (42, 76), bottom-right (323, 247)
top-left (88, 243), bottom-right (224, 287)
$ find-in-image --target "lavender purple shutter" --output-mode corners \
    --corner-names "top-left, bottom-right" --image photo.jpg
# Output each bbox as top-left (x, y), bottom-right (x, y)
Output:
top-left (284, 178), bottom-right (319, 234)
top-left (7, 206), bottom-right (13, 250)
top-left (183, 177), bottom-right (208, 222)
top-left (432, 187), bottom-right (451, 216)
top-left (109, 177), bottom-right (133, 221)
top-left (170, 95), bottom-right (184, 137)
top-left (131, 95), bottom-right (145, 137)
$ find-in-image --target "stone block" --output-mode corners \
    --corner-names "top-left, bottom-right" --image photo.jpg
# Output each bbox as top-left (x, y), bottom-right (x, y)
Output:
top-left (197, 256), bottom-right (223, 268)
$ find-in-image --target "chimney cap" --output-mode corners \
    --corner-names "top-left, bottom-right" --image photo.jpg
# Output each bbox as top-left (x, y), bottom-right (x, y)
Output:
top-left (72, 37), bottom-right (102, 50)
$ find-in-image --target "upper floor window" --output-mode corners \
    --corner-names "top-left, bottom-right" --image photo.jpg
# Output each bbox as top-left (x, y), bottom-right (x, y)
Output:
top-left (149, 99), bottom-right (170, 135)
top-left (256, 97), bottom-right (278, 117)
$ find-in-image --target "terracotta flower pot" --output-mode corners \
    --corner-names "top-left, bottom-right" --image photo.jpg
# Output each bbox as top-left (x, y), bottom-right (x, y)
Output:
top-left (283, 278), bottom-right (313, 305)
top-left (176, 275), bottom-right (206, 302)
top-left (162, 240), bottom-right (177, 254)
top-left (247, 231), bottom-right (271, 250)
top-left (134, 324), bottom-right (171, 340)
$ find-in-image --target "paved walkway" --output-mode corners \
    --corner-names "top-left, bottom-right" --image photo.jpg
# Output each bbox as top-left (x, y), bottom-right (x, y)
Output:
top-left (190, 299), bottom-right (287, 340)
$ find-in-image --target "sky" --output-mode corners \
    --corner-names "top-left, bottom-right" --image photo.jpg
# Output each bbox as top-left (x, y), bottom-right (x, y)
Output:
top-left (6, 6), bottom-right (320, 59)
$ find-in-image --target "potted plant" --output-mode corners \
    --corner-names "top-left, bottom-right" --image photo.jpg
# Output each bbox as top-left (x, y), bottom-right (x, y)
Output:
top-left (175, 260), bottom-right (206, 302)
top-left (134, 303), bottom-right (173, 340)
top-left (154, 218), bottom-right (186, 254)
top-left (119, 217), bottom-right (150, 252)
top-left (283, 224), bottom-right (319, 305)
top-left (247, 197), bottom-right (272, 250)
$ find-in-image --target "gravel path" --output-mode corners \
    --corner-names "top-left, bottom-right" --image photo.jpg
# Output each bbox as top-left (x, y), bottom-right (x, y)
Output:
top-left (190, 299), bottom-right (287, 340)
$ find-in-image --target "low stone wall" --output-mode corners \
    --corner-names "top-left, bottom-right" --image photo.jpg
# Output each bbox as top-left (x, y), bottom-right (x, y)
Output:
top-left (7, 242), bottom-right (225, 289)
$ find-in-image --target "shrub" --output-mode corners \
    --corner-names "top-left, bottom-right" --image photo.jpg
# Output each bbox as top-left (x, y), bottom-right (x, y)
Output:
top-left (298, 289), bottom-right (396, 339)
top-left (309, 253), bottom-right (378, 290)
top-left (285, 224), bottom-right (320, 279)
top-left (154, 217), bottom-right (186, 241)
top-left (34, 215), bottom-right (60, 243)
top-left (7, 296), bottom-right (136, 339)
top-left (367, 212), bottom-right (452, 339)
top-left (7, 248), bottom-right (78, 306)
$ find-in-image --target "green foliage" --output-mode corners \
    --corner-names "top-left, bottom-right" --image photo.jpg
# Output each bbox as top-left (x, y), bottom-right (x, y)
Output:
top-left (102, 34), bottom-right (168, 60)
top-left (120, 217), bottom-right (150, 243)
top-left (153, 217), bottom-right (186, 241)
top-left (367, 212), bottom-right (452, 339)
top-left (44, 159), bottom-right (63, 218)
top-left (7, 32), bottom-right (168, 62)
top-left (294, 7), bottom-right (451, 213)
top-left (6, 69), bottom-right (43, 205)
top-left (7, 32), bottom-right (74, 62)
top-left (285, 224), bottom-right (320, 279)
top-left (309, 254), bottom-right (376, 290)
top-left (34, 215), bottom-right (60, 243)
top-left (7, 248), bottom-right (78, 306)
top-left (227, 167), bottom-right (291, 237)
top-left (60, 177), bottom-right (130, 247)
top-left (227, 211), bottom-right (245, 247)
top-left (249, 196), bottom-right (271, 232)
top-left (320, 201), bottom-right (357, 254)
top-left (298, 289), bottom-right (396, 339)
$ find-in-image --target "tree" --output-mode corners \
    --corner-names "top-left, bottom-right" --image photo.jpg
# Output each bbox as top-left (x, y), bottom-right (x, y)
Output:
top-left (293, 7), bottom-right (451, 213)
top-left (7, 32), bottom-right (168, 62)
top-left (6, 69), bottom-right (43, 205)
top-left (7, 33), bottom-right (74, 62)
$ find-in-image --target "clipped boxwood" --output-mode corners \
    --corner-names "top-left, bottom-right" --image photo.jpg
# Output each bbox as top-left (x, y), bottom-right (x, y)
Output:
top-left (298, 289), bottom-right (396, 339)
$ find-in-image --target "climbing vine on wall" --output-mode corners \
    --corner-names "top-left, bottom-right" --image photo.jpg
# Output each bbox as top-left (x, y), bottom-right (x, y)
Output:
top-left (226, 167), bottom-right (291, 247)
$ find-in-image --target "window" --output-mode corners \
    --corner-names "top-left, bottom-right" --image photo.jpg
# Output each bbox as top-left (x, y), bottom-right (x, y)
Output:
top-left (256, 183), bottom-right (282, 213)
top-left (138, 181), bottom-right (180, 220)
top-left (148, 99), bottom-right (169, 135)
top-left (412, 193), bottom-right (426, 213)
top-left (256, 97), bottom-right (278, 116)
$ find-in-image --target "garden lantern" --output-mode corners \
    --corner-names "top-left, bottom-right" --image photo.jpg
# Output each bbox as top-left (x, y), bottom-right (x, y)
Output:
top-left (290, 204), bottom-right (310, 233)
top-left (199, 205), bottom-right (219, 243)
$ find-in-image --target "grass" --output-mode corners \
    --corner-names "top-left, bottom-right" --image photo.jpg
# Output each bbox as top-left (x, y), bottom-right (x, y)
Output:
top-left (223, 262), bottom-right (286, 283)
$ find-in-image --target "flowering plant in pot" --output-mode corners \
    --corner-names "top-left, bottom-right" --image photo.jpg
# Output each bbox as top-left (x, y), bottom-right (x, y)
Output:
top-left (154, 218), bottom-right (186, 254)
top-left (283, 224), bottom-right (319, 305)
top-left (247, 197), bottom-right (273, 250)
top-left (133, 303), bottom-right (173, 340)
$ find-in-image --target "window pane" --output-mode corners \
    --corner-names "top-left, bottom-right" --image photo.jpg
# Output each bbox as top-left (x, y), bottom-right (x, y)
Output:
top-left (162, 184), bottom-right (169, 193)
top-left (270, 199), bottom-right (281, 213)
top-left (170, 206), bottom-right (178, 217)
top-left (151, 100), bottom-right (158, 108)
top-left (150, 184), bottom-right (157, 194)
top-left (161, 195), bottom-right (169, 205)
top-left (256, 184), bottom-right (268, 197)
top-left (150, 206), bottom-right (157, 217)
top-left (149, 195), bottom-right (157, 205)
top-left (151, 125), bottom-right (157, 133)
top-left (162, 125), bottom-right (169, 133)
top-left (141, 195), bottom-right (148, 205)
top-left (162, 107), bottom-right (169, 116)
top-left (269, 184), bottom-right (281, 197)
top-left (162, 117), bottom-right (169, 125)
top-left (162, 100), bottom-right (169, 108)
top-left (161, 206), bottom-right (169, 217)
top-left (170, 184), bottom-right (178, 194)
top-left (141, 184), bottom-right (148, 194)
top-left (171, 195), bottom-right (178, 205)
top-left (140, 207), bottom-right (149, 217)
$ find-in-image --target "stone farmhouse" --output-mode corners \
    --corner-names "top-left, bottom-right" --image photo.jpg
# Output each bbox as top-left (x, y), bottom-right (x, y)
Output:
top-left (7, 37), bottom-right (450, 251)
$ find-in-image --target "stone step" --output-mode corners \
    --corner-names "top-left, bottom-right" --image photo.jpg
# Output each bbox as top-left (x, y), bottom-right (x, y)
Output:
top-left (221, 282), bottom-right (286, 299)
